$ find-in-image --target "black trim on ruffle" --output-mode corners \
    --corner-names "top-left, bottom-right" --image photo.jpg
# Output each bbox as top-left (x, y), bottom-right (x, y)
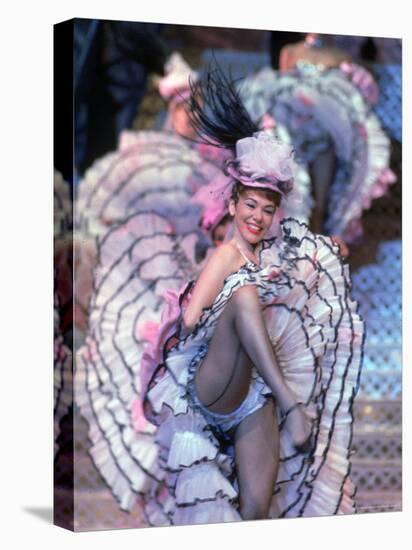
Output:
top-left (176, 489), bottom-right (238, 508)
top-left (78, 351), bottom-right (163, 494)
top-left (82, 133), bottom-right (219, 213)
top-left (242, 66), bottom-right (382, 237)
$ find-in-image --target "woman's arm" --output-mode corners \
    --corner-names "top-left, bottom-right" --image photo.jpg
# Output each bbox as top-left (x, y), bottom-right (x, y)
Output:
top-left (182, 243), bottom-right (243, 332)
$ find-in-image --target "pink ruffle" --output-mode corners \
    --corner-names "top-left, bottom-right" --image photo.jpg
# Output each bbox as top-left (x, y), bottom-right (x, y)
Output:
top-left (191, 172), bottom-right (232, 234)
top-left (342, 163), bottom-right (397, 243)
top-left (157, 52), bottom-right (198, 102)
top-left (340, 61), bottom-right (379, 105)
top-left (140, 287), bottom-right (187, 400)
top-left (131, 397), bottom-right (148, 432)
top-left (365, 167), bottom-right (397, 203)
top-left (260, 113), bottom-right (277, 129)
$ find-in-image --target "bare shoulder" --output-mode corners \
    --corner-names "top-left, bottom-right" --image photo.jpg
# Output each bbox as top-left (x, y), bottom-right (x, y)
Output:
top-left (203, 241), bottom-right (242, 273)
top-left (182, 243), bottom-right (244, 330)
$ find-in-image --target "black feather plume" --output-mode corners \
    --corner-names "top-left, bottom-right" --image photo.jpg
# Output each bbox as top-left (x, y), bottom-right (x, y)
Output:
top-left (186, 60), bottom-right (259, 152)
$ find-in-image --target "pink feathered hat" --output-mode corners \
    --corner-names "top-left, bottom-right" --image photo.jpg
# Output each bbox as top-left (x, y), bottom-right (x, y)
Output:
top-left (157, 52), bottom-right (198, 105)
top-left (225, 130), bottom-right (297, 198)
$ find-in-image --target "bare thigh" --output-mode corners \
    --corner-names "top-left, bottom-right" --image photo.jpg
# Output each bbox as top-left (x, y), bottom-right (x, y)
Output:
top-left (194, 297), bottom-right (252, 414)
top-left (235, 398), bottom-right (280, 520)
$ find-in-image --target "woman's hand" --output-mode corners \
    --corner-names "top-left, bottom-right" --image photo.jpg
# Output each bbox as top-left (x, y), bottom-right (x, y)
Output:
top-left (280, 402), bottom-right (313, 453)
top-left (331, 235), bottom-right (349, 259)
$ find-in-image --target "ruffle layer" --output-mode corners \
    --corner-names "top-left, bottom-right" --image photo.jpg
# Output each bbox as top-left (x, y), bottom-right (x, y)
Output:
top-left (143, 218), bottom-right (364, 524)
top-left (74, 129), bottom-right (224, 337)
top-left (76, 130), bottom-right (223, 235)
top-left (142, 406), bottom-right (241, 525)
top-left (74, 210), bottom-right (203, 511)
top-left (75, 347), bottom-right (162, 511)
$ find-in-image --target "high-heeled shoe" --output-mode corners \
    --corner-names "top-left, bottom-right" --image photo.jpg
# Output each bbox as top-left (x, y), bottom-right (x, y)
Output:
top-left (279, 402), bottom-right (314, 454)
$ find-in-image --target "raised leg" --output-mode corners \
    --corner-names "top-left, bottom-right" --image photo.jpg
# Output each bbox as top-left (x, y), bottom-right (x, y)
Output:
top-left (309, 146), bottom-right (336, 234)
top-left (194, 291), bottom-right (254, 415)
top-left (235, 398), bottom-right (279, 520)
top-left (195, 285), bottom-right (311, 450)
top-left (230, 286), bottom-right (311, 450)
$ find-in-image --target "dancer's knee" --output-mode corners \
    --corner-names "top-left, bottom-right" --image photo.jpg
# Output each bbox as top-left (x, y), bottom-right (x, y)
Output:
top-left (231, 286), bottom-right (260, 314)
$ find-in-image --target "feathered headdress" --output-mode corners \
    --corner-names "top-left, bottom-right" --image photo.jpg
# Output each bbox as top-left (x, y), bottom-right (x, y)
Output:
top-left (187, 62), bottom-right (297, 199)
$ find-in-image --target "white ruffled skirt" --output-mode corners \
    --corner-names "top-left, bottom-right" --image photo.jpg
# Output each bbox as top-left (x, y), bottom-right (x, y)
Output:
top-left (142, 218), bottom-right (364, 525)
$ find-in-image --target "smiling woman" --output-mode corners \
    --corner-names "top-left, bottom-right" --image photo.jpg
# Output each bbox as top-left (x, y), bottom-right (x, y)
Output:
top-left (183, 186), bottom-right (280, 330)
top-left (230, 185), bottom-right (279, 240)
top-left (139, 64), bottom-right (364, 525)
top-left (177, 178), bottom-right (314, 521)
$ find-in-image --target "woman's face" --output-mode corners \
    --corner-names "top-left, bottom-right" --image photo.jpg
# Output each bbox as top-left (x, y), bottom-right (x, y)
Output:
top-left (170, 101), bottom-right (196, 139)
top-left (230, 189), bottom-right (276, 245)
top-left (212, 217), bottom-right (232, 247)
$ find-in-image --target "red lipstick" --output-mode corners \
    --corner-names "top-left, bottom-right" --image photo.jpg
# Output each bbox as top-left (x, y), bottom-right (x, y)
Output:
top-left (246, 224), bottom-right (262, 235)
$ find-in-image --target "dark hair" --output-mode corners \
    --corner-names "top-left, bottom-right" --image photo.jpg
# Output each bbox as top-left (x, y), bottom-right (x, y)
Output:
top-left (360, 37), bottom-right (378, 62)
top-left (270, 31), bottom-right (304, 69)
top-left (211, 213), bottom-right (232, 242)
top-left (186, 61), bottom-right (260, 152)
top-left (230, 181), bottom-right (282, 208)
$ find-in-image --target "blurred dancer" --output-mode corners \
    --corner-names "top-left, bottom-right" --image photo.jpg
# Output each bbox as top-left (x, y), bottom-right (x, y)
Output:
top-left (240, 32), bottom-right (396, 250)
top-left (73, 53), bottom-right (231, 510)
top-left (279, 32), bottom-right (351, 72)
top-left (269, 31), bottom-right (304, 70)
top-left (74, 52), bottom-right (226, 339)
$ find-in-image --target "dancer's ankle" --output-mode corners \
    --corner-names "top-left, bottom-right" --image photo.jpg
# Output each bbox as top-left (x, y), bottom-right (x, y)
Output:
top-left (277, 386), bottom-right (299, 414)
